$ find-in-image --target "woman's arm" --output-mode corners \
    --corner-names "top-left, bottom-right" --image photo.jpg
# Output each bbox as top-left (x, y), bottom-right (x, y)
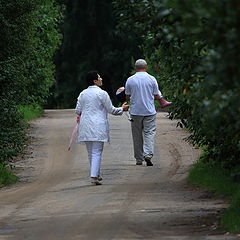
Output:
top-left (102, 91), bottom-right (126, 115)
top-left (126, 95), bottom-right (130, 101)
top-left (75, 94), bottom-right (82, 115)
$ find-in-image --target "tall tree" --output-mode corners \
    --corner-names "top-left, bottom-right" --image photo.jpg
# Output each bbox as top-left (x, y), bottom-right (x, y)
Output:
top-left (49, 0), bottom-right (142, 108)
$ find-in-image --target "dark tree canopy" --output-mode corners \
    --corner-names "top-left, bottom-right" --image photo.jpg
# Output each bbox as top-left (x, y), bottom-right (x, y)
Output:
top-left (49, 0), bottom-right (142, 108)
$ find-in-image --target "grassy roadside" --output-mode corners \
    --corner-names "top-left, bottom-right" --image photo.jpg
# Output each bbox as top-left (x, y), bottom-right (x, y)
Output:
top-left (0, 104), bottom-right (43, 188)
top-left (18, 104), bottom-right (43, 121)
top-left (188, 157), bottom-right (240, 233)
top-left (0, 163), bottom-right (19, 187)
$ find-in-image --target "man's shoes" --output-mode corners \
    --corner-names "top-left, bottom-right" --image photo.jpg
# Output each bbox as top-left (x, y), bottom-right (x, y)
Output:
top-left (91, 178), bottom-right (102, 185)
top-left (136, 161), bottom-right (143, 165)
top-left (144, 157), bottom-right (153, 166)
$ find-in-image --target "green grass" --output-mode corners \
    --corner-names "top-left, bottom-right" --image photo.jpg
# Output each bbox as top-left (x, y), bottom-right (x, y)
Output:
top-left (0, 163), bottom-right (19, 187)
top-left (188, 159), bottom-right (240, 233)
top-left (18, 104), bottom-right (43, 121)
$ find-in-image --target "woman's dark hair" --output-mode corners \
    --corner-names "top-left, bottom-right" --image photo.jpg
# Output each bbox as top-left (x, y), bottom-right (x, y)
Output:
top-left (85, 71), bottom-right (99, 86)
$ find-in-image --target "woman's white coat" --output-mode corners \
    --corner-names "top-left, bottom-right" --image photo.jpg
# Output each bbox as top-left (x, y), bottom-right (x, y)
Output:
top-left (75, 86), bottom-right (123, 143)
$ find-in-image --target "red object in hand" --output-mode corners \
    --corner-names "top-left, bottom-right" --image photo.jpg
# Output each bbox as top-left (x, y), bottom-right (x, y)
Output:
top-left (68, 123), bottom-right (79, 151)
top-left (68, 115), bottom-right (81, 151)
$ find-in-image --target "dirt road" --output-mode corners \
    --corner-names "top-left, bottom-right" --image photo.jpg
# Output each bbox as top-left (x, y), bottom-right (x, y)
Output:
top-left (0, 110), bottom-right (238, 240)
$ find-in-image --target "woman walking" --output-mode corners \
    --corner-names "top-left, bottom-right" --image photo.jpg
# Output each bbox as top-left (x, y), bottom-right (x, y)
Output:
top-left (75, 71), bottom-right (129, 185)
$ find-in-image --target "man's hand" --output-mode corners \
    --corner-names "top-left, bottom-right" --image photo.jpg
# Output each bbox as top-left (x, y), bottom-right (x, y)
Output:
top-left (122, 102), bottom-right (129, 111)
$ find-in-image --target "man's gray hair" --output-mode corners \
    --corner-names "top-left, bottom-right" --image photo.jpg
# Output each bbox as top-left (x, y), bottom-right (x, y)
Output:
top-left (135, 59), bottom-right (147, 67)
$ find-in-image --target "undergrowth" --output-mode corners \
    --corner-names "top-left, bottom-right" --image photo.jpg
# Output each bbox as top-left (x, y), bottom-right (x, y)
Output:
top-left (188, 156), bottom-right (240, 233)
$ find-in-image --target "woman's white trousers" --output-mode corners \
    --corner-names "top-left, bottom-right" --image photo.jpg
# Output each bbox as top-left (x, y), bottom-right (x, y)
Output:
top-left (85, 141), bottom-right (104, 178)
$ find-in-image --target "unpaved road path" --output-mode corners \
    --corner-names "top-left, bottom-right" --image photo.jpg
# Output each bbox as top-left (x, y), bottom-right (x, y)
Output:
top-left (0, 110), bottom-right (239, 240)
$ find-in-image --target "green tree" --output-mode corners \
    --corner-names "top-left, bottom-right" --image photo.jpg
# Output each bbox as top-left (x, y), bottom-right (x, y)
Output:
top-left (49, 0), bottom-right (142, 108)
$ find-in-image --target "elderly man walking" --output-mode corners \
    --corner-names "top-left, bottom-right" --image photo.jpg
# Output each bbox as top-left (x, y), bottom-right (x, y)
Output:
top-left (125, 59), bottom-right (162, 166)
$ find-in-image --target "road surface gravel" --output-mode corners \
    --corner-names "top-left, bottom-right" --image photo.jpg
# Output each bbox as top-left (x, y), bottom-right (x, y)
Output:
top-left (0, 110), bottom-right (239, 240)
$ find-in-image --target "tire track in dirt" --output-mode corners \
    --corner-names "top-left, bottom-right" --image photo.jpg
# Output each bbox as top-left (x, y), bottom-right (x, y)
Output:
top-left (167, 143), bottom-right (181, 178)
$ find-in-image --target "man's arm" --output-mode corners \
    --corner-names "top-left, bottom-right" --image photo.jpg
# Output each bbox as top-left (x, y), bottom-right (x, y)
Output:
top-left (152, 77), bottom-right (162, 100)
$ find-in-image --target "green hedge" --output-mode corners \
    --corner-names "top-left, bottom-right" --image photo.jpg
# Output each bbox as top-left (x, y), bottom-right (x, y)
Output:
top-left (0, 0), bottom-right (62, 166)
top-left (0, 97), bottom-right (26, 163)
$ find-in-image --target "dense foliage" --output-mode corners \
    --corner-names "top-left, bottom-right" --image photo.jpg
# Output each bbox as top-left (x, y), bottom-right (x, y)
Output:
top-left (113, 0), bottom-right (240, 168)
top-left (48, 0), bottom-right (142, 108)
top-left (1, 0), bottom-right (239, 171)
top-left (0, 0), bottom-right (62, 164)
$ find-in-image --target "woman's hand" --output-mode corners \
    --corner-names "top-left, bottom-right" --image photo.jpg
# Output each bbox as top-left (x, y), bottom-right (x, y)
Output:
top-left (76, 115), bottom-right (80, 123)
top-left (121, 102), bottom-right (129, 111)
